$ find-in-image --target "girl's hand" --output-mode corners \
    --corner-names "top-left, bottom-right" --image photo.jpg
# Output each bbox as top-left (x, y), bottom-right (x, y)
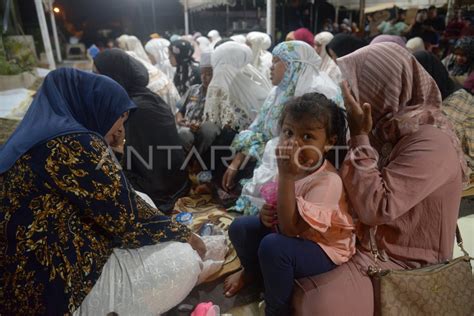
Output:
top-left (342, 81), bottom-right (373, 136)
top-left (276, 140), bottom-right (301, 178)
top-left (260, 203), bottom-right (277, 228)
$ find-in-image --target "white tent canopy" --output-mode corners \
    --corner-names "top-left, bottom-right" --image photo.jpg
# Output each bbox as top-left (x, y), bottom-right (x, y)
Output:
top-left (179, 0), bottom-right (234, 12)
top-left (328, 0), bottom-right (448, 13)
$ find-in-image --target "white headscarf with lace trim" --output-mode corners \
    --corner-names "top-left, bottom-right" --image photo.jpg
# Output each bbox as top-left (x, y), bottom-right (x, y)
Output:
top-left (117, 35), bottom-right (152, 64)
top-left (314, 32), bottom-right (342, 83)
top-left (145, 38), bottom-right (176, 81)
top-left (204, 41), bottom-right (272, 130)
top-left (246, 32), bottom-right (273, 80)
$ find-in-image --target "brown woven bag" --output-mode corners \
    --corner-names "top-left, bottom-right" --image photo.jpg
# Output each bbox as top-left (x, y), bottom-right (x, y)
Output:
top-left (368, 226), bottom-right (474, 316)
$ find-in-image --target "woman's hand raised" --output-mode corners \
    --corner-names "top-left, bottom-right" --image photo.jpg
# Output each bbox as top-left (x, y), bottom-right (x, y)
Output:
top-left (342, 81), bottom-right (373, 136)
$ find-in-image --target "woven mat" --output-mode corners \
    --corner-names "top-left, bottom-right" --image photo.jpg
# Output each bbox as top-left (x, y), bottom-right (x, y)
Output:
top-left (174, 194), bottom-right (241, 283)
top-left (0, 118), bottom-right (20, 145)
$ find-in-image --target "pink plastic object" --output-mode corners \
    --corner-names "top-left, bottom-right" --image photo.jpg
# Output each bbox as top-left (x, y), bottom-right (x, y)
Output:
top-left (260, 181), bottom-right (279, 233)
top-left (191, 302), bottom-right (219, 316)
top-left (260, 180), bottom-right (278, 207)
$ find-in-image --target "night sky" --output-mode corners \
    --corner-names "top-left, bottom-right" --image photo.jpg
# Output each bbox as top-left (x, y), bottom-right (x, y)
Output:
top-left (55, 0), bottom-right (185, 42)
top-left (17, 0), bottom-right (326, 46)
top-left (17, 0), bottom-right (187, 45)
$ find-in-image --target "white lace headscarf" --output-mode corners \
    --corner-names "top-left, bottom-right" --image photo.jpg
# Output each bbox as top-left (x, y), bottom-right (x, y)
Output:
top-left (197, 36), bottom-right (212, 52)
top-left (207, 30), bottom-right (222, 49)
top-left (231, 34), bottom-right (247, 44)
top-left (126, 51), bottom-right (180, 113)
top-left (204, 41), bottom-right (271, 130)
top-left (117, 35), bottom-right (152, 64)
top-left (314, 32), bottom-right (342, 83)
top-left (145, 38), bottom-right (176, 81)
top-left (246, 31), bottom-right (273, 80)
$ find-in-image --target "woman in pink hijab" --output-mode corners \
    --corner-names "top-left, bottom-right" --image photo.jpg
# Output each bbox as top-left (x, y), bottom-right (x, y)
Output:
top-left (292, 42), bottom-right (468, 315)
top-left (293, 28), bottom-right (314, 47)
top-left (370, 34), bottom-right (407, 48)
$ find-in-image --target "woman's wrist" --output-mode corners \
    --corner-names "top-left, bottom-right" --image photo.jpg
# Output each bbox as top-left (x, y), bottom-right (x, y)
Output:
top-left (350, 134), bottom-right (371, 148)
top-left (229, 152), bottom-right (246, 171)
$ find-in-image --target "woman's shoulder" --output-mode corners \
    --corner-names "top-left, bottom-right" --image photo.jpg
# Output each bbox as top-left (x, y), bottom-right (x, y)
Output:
top-left (130, 97), bottom-right (174, 121)
top-left (41, 133), bottom-right (106, 151)
top-left (400, 125), bottom-right (456, 148)
top-left (41, 133), bottom-right (110, 161)
top-left (394, 125), bottom-right (460, 168)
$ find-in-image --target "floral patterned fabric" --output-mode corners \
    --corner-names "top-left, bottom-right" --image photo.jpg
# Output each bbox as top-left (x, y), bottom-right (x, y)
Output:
top-left (231, 41), bottom-right (343, 215)
top-left (232, 40), bottom-right (343, 161)
top-left (0, 133), bottom-right (190, 315)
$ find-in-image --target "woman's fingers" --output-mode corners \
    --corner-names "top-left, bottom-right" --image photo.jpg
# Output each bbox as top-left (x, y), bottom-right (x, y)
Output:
top-left (341, 80), bottom-right (359, 113)
top-left (222, 168), bottom-right (236, 192)
top-left (361, 102), bottom-right (373, 134)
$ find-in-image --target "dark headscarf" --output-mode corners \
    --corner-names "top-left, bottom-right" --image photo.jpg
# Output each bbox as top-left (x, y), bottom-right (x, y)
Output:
top-left (94, 48), bottom-right (149, 97)
top-left (94, 48), bottom-right (189, 212)
top-left (414, 51), bottom-right (461, 100)
top-left (94, 49), bottom-right (173, 120)
top-left (170, 39), bottom-right (201, 95)
top-left (326, 34), bottom-right (367, 58)
top-left (0, 68), bottom-right (135, 173)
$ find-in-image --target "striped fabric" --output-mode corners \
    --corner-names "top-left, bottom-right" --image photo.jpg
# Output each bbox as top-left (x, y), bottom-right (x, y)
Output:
top-left (337, 42), bottom-right (469, 183)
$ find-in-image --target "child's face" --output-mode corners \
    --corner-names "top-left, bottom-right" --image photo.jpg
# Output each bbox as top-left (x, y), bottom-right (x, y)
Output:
top-left (454, 49), bottom-right (468, 65)
top-left (280, 115), bottom-right (335, 171)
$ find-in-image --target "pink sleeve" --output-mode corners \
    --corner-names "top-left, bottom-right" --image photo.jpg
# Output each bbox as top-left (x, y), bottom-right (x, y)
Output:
top-left (297, 173), bottom-right (354, 233)
top-left (340, 130), bottom-right (458, 226)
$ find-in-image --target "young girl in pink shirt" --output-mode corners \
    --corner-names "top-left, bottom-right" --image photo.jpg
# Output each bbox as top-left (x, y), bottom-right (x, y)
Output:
top-left (224, 93), bottom-right (356, 315)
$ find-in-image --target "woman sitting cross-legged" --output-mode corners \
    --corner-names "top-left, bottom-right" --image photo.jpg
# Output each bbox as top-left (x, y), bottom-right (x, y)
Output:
top-left (0, 69), bottom-right (205, 315)
top-left (94, 49), bottom-right (190, 213)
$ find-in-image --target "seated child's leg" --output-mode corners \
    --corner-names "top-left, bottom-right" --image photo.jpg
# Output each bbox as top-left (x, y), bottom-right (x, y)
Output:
top-left (225, 216), bottom-right (272, 297)
top-left (258, 234), bottom-right (336, 316)
top-left (228, 216), bottom-right (272, 276)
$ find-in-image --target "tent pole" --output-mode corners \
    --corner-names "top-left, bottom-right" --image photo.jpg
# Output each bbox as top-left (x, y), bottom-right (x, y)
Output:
top-left (184, 0), bottom-right (189, 35)
top-left (152, 0), bottom-right (157, 32)
top-left (49, 0), bottom-right (62, 63)
top-left (226, 4), bottom-right (230, 34)
top-left (34, 0), bottom-right (55, 69)
top-left (266, 0), bottom-right (275, 39)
